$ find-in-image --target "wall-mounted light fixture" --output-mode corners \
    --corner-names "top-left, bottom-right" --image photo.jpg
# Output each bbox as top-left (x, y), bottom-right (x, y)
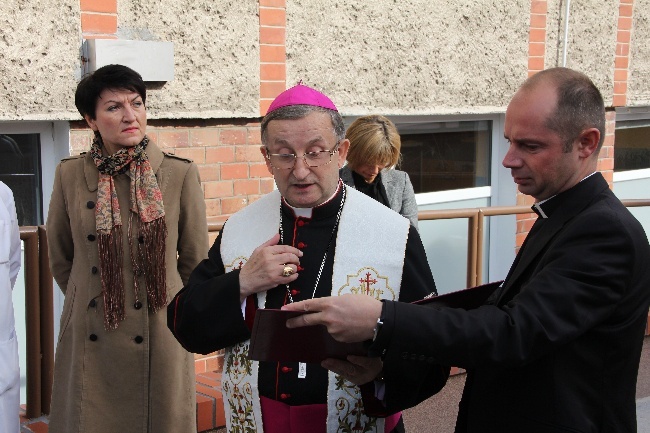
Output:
top-left (81, 39), bottom-right (174, 82)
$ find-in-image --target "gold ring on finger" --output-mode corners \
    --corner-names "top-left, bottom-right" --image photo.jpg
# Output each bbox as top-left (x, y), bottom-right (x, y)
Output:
top-left (282, 266), bottom-right (294, 277)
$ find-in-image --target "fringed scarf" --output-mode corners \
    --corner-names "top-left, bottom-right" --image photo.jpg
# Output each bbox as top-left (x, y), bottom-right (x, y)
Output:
top-left (91, 135), bottom-right (167, 330)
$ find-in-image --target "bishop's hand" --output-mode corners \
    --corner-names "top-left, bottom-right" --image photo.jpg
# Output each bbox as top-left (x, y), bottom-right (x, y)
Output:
top-left (239, 233), bottom-right (303, 302)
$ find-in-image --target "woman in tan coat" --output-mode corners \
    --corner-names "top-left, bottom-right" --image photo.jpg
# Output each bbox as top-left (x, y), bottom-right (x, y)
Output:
top-left (47, 64), bottom-right (208, 433)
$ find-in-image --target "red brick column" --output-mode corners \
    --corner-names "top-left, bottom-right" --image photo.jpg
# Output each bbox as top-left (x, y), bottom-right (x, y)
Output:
top-left (613, 0), bottom-right (634, 107)
top-left (79, 0), bottom-right (117, 39)
top-left (259, 0), bottom-right (287, 115)
top-left (598, 112), bottom-right (616, 187)
top-left (527, 0), bottom-right (547, 77)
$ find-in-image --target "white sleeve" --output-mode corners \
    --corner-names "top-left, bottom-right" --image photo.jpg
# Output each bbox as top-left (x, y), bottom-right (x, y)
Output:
top-left (7, 189), bottom-right (21, 289)
top-left (0, 182), bottom-right (21, 289)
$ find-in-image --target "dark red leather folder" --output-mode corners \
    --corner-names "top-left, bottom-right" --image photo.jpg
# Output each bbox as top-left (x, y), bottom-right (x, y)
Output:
top-left (248, 281), bottom-right (503, 363)
top-left (248, 309), bottom-right (366, 363)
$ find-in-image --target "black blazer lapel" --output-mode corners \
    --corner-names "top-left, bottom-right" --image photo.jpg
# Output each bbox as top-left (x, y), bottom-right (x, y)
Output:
top-left (496, 173), bottom-right (610, 305)
top-left (497, 217), bottom-right (560, 304)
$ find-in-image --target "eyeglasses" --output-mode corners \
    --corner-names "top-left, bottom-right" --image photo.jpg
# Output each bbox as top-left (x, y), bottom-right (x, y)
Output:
top-left (265, 143), bottom-right (340, 170)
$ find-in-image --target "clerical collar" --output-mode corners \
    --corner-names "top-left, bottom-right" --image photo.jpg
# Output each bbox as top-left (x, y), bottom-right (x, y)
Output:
top-left (281, 180), bottom-right (343, 219)
top-left (532, 172), bottom-right (597, 219)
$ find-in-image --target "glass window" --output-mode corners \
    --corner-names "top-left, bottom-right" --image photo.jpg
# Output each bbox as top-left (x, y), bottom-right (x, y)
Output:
top-left (0, 134), bottom-right (43, 226)
top-left (399, 120), bottom-right (492, 193)
top-left (614, 120), bottom-right (650, 172)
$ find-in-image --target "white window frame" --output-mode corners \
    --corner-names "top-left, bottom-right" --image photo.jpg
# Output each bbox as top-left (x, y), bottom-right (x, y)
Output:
top-left (0, 121), bottom-right (71, 223)
top-left (0, 120), bottom-right (71, 346)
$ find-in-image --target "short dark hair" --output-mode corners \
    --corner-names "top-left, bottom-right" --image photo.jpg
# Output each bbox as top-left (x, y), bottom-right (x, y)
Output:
top-left (523, 67), bottom-right (605, 152)
top-left (261, 104), bottom-right (345, 145)
top-left (74, 64), bottom-right (146, 120)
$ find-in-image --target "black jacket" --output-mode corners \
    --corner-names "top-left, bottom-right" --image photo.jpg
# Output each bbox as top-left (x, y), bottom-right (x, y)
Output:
top-left (372, 173), bottom-right (650, 432)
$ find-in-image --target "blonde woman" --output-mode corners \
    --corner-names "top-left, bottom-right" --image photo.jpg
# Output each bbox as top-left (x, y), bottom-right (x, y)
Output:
top-left (340, 115), bottom-right (418, 228)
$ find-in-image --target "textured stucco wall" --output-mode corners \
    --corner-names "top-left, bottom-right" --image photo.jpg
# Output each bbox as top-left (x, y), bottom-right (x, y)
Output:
top-left (0, 0), bottom-right (259, 121)
top-left (545, 0), bottom-right (617, 105)
top-left (629, 0), bottom-right (650, 106)
top-left (286, 0), bottom-right (530, 116)
top-left (117, 0), bottom-right (260, 119)
top-left (2, 0), bottom-right (649, 122)
top-left (0, 0), bottom-right (80, 120)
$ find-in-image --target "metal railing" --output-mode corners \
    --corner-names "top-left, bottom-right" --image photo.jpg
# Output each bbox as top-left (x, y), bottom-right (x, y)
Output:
top-left (19, 198), bottom-right (650, 417)
top-left (420, 199), bottom-right (650, 287)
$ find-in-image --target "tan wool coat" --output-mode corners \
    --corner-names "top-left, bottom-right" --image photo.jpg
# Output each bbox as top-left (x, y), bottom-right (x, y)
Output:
top-left (46, 141), bottom-right (208, 433)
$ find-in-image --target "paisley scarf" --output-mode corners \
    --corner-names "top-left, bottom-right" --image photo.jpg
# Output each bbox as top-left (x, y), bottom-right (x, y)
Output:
top-left (90, 135), bottom-right (167, 330)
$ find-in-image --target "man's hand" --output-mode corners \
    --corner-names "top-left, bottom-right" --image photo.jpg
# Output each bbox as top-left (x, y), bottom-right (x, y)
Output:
top-left (282, 294), bottom-right (382, 343)
top-left (239, 233), bottom-right (303, 301)
top-left (322, 355), bottom-right (383, 386)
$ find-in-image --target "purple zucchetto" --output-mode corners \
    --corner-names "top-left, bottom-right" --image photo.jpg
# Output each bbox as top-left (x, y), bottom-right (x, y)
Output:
top-left (266, 81), bottom-right (338, 115)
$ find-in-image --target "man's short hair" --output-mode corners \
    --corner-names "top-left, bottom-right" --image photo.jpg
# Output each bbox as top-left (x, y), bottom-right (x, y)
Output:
top-left (261, 105), bottom-right (346, 145)
top-left (522, 67), bottom-right (606, 152)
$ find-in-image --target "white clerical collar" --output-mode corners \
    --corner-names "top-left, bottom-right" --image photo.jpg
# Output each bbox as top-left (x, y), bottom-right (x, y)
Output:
top-left (581, 172), bottom-right (597, 182)
top-left (292, 206), bottom-right (313, 218)
top-left (283, 181), bottom-right (342, 219)
top-left (533, 172), bottom-right (597, 219)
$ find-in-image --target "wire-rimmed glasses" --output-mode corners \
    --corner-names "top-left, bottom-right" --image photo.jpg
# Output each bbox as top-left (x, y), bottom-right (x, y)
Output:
top-left (265, 143), bottom-right (340, 169)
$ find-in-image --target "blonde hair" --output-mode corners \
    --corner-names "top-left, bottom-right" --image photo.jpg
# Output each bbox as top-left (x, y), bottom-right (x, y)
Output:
top-left (345, 115), bottom-right (401, 170)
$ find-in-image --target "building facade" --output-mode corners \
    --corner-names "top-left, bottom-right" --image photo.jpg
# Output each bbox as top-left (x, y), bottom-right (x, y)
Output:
top-left (1, 0), bottom-right (649, 395)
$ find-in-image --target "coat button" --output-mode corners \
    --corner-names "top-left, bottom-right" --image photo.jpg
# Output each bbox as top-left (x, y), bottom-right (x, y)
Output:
top-left (87, 234), bottom-right (96, 241)
top-left (88, 299), bottom-right (96, 308)
top-left (281, 366), bottom-right (293, 373)
top-left (280, 393), bottom-right (290, 400)
top-left (87, 201), bottom-right (95, 209)
top-left (134, 336), bottom-right (144, 344)
top-left (134, 301), bottom-right (143, 310)
top-left (89, 334), bottom-right (98, 341)
top-left (297, 220), bottom-right (305, 227)
top-left (91, 266), bottom-right (98, 274)
top-left (297, 242), bottom-right (306, 249)
top-left (290, 289), bottom-right (300, 296)
top-left (297, 266), bottom-right (304, 271)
